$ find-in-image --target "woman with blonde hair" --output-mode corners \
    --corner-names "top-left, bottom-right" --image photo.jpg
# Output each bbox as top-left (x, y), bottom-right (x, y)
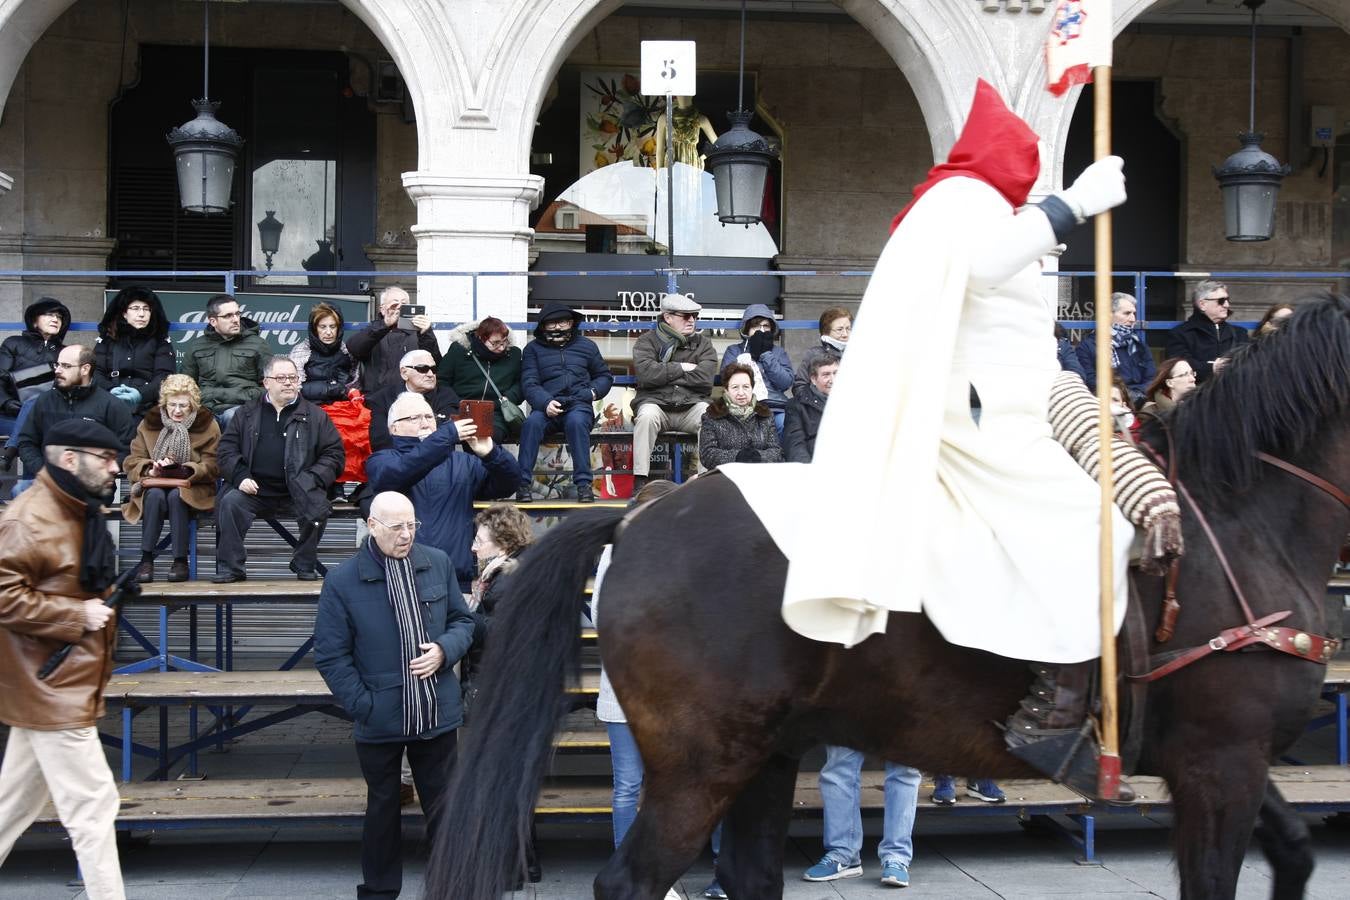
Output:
top-left (123, 374), bottom-right (220, 582)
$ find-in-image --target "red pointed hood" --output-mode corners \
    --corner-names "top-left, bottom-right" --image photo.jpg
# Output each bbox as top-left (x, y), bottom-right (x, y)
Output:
top-left (890, 79), bottom-right (1041, 232)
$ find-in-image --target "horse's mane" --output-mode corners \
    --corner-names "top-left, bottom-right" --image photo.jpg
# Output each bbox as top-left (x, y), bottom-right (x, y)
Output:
top-left (1154, 291), bottom-right (1350, 505)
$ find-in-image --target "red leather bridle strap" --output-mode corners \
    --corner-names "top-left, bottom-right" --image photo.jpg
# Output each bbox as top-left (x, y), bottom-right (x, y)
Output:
top-left (1257, 452), bottom-right (1350, 510)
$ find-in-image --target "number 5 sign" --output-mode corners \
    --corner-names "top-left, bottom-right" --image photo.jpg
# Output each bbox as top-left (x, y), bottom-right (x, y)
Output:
top-left (640, 41), bottom-right (696, 96)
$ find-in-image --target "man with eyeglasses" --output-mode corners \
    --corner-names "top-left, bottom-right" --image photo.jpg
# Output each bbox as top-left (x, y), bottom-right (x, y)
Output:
top-left (212, 356), bottom-right (345, 583)
top-left (366, 392), bottom-right (522, 592)
top-left (347, 285), bottom-right (442, 396)
top-left (0, 419), bottom-right (131, 899)
top-left (314, 491), bottom-right (474, 900)
top-left (16, 345), bottom-right (134, 494)
top-left (1164, 279), bottom-right (1250, 384)
top-left (181, 294), bottom-right (269, 425)
top-left (631, 293), bottom-right (718, 489)
top-left (364, 349), bottom-right (462, 452)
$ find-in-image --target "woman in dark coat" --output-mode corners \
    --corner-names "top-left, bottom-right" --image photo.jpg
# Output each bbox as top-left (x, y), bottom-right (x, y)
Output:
top-left (698, 362), bottom-right (782, 470)
top-left (0, 297), bottom-right (70, 468)
top-left (94, 286), bottom-right (176, 420)
top-left (289, 302), bottom-right (357, 404)
top-left (438, 316), bottom-right (523, 443)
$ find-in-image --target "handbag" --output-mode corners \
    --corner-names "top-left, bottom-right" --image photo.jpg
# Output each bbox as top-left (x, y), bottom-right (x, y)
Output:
top-left (10, 363), bottom-right (54, 403)
top-left (469, 354), bottom-right (525, 426)
top-left (139, 477), bottom-right (191, 490)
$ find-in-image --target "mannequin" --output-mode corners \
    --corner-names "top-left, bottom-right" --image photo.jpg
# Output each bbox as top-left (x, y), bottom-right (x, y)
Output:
top-left (653, 96), bottom-right (718, 170)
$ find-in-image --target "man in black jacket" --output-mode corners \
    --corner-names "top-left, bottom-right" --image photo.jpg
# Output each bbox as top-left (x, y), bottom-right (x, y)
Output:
top-left (347, 286), bottom-right (441, 395)
top-left (17, 345), bottom-right (135, 483)
top-left (212, 356), bottom-right (345, 583)
top-left (1164, 280), bottom-right (1249, 384)
top-left (783, 354), bottom-right (837, 463)
top-left (363, 349), bottom-right (461, 452)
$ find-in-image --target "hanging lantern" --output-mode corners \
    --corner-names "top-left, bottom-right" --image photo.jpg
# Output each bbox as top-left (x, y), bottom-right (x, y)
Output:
top-left (1213, 132), bottom-right (1289, 242)
top-left (165, 2), bottom-right (242, 215)
top-left (706, 111), bottom-right (776, 226)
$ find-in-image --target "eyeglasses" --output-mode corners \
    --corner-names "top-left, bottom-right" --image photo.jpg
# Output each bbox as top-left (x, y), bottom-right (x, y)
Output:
top-left (125, 305), bottom-right (152, 314)
top-left (211, 311), bottom-right (242, 320)
top-left (404, 364), bottom-right (436, 374)
top-left (392, 413), bottom-right (437, 425)
top-left (53, 361), bottom-right (84, 370)
top-left (484, 336), bottom-right (510, 348)
top-left (371, 518), bottom-right (420, 534)
top-left (67, 448), bottom-right (118, 465)
top-left (165, 401), bottom-right (193, 412)
top-left (265, 374), bottom-right (300, 384)
top-left (1207, 296), bottom-right (1230, 306)
top-left (1167, 370), bottom-right (1196, 381)
top-left (828, 324), bottom-right (852, 337)
top-left (669, 312), bottom-right (698, 321)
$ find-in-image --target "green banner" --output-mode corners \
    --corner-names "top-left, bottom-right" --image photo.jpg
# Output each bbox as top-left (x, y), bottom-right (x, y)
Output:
top-left (105, 291), bottom-right (371, 367)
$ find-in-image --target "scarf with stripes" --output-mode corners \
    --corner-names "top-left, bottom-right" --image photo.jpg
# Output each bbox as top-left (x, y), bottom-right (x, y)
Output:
top-left (368, 539), bottom-right (438, 735)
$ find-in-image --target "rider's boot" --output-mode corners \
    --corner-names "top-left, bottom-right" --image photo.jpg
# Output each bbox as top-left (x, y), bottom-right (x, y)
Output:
top-left (1003, 661), bottom-right (1135, 803)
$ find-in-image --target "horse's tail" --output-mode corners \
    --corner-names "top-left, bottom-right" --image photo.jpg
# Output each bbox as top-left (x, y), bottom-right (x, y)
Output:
top-left (426, 506), bottom-right (627, 900)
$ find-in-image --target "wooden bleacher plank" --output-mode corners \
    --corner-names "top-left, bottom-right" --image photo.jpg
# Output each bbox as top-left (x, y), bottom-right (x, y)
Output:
top-left (131, 579), bottom-right (323, 604)
top-left (1327, 658), bottom-right (1350, 686)
top-left (1329, 574), bottom-right (1349, 596)
top-left (474, 500), bottom-right (626, 510)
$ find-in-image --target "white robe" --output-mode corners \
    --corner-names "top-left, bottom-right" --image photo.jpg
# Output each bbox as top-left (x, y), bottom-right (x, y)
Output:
top-left (721, 177), bottom-right (1132, 663)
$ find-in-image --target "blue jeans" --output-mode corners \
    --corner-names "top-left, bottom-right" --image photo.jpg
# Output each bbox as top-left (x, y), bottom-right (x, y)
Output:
top-left (819, 745), bottom-right (919, 867)
top-left (1, 394), bottom-right (38, 448)
top-left (516, 407), bottom-right (594, 486)
top-left (607, 722), bottom-right (643, 848)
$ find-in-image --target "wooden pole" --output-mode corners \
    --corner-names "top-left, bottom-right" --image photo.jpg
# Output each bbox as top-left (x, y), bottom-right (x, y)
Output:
top-left (1091, 64), bottom-right (1122, 800)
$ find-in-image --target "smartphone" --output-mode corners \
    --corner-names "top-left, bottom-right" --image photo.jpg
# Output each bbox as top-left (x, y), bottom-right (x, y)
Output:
top-left (397, 304), bottom-right (426, 331)
top-left (458, 400), bottom-right (495, 435)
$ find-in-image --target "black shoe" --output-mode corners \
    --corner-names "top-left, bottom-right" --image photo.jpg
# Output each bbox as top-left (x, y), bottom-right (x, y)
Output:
top-left (515, 485), bottom-right (533, 503)
top-left (167, 559), bottom-right (189, 582)
top-left (211, 571), bottom-right (246, 584)
top-left (134, 560), bottom-right (154, 584)
top-left (289, 562), bottom-right (319, 582)
top-left (0, 447), bottom-right (16, 472)
top-left (575, 482), bottom-right (594, 503)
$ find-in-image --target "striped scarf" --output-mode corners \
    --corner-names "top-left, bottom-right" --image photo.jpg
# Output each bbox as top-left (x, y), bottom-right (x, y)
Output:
top-left (369, 540), bottom-right (438, 735)
top-left (1047, 371), bottom-right (1184, 574)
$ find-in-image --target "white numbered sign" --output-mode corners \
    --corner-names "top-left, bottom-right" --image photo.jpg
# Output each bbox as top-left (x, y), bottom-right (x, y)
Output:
top-left (640, 41), bottom-right (696, 96)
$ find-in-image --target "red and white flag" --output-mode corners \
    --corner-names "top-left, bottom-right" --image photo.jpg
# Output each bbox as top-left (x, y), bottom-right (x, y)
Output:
top-left (1045, 0), bottom-right (1113, 96)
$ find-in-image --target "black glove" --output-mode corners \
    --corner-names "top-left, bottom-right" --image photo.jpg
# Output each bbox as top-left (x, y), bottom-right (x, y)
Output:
top-left (735, 448), bottom-right (762, 463)
top-left (746, 330), bottom-right (774, 361)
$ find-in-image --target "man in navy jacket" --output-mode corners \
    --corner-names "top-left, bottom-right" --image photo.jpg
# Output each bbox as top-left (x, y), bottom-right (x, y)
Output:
top-left (314, 491), bottom-right (474, 899)
top-left (516, 302), bottom-right (612, 503)
top-left (365, 392), bottom-right (522, 590)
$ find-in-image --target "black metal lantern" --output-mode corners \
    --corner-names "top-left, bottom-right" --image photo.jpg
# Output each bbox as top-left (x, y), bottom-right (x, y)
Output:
top-left (166, 2), bottom-right (241, 215)
top-left (705, 0), bottom-right (778, 226)
top-left (257, 210), bottom-right (284, 270)
top-left (1212, 0), bottom-right (1288, 241)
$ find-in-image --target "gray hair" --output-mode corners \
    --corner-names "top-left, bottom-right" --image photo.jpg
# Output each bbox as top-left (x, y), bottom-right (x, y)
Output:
top-left (387, 391), bottom-right (429, 429)
top-left (1191, 279), bottom-right (1228, 309)
top-left (399, 349), bottom-right (434, 368)
top-left (1110, 292), bottom-right (1136, 313)
top-left (263, 355), bottom-right (297, 379)
top-left (378, 285), bottom-right (409, 305)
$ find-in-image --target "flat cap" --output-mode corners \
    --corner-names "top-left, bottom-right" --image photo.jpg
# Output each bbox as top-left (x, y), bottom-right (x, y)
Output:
top-left (43, 418), bottom-right (124, 452)
top-left (659, 292), bottom-right (702, 314)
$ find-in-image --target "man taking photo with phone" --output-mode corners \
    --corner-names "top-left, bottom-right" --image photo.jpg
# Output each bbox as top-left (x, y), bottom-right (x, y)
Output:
top-left (347, 286), bottom-right (441, 396)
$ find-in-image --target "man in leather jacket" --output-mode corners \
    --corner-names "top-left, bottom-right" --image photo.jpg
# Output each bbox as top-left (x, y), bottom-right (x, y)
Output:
top-left (0, 419), bottom-right (127, 899)
top-left (212, 356), bottom-right (345, 583)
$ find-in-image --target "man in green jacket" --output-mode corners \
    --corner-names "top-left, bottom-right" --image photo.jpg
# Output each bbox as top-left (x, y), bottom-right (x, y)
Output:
top-left (181, 295), bottom-right (269, 424)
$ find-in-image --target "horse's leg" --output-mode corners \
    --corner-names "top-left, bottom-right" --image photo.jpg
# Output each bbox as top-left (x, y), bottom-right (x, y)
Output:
top-left (1253, 779), bottom-right (1314, 900)
top-left (1169, 748), bottom-right (1269, 900)
top-left (717, 753), bottom-right (800, 900)
top-left (593, 766), bottom-right (733, 900)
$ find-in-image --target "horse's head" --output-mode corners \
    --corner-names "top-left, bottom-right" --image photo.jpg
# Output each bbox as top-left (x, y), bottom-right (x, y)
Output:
top-left (1141, 291), bottom-right (1350, 510)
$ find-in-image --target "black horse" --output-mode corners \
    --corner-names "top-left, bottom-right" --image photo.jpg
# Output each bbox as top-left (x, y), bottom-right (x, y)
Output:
top-left (431, 293), bottom-right (1350, 900)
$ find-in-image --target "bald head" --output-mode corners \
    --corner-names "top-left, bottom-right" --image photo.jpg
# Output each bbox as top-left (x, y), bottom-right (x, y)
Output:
top-left (388, 392), bottom-right (436, 439)
top-left (368, 491), bottom-right (417, 558)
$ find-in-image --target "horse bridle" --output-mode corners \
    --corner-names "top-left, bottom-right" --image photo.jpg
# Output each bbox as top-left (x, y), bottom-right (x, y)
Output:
top-left (1128, 445), bottom-right (1345, 683)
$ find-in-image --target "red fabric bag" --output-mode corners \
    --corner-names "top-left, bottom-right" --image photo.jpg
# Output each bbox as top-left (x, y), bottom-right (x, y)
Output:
top-left (322, 390), bottom-right (372, 484)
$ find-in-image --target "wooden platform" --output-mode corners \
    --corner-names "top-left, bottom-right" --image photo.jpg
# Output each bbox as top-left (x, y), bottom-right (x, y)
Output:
top-left (1328, 658), bottom-right (1350, 687)
top-left (130, 579), bottom-right (324, 606)
top-left (33, 766), bottom-right (1350, 831)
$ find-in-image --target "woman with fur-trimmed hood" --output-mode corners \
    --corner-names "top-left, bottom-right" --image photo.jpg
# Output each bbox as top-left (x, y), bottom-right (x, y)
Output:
top-left (698, 362), bottom-right (782, 470)
top-left (94, 286), bottom-right (176, 419)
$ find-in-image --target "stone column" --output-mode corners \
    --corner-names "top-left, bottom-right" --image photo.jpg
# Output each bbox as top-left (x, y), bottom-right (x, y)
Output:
top-left (401, 172), bottom-right (543, 334)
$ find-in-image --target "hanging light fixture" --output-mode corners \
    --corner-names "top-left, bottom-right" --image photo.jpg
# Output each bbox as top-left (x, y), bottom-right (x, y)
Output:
top-left (166, 1), bottom-right (242, 215)
top-left (1212, 0), bottom-right (1289, 241)
top-left (705, 0), bottom-right (778, 226)
top-left (256, 210), bottom-right (284, 270)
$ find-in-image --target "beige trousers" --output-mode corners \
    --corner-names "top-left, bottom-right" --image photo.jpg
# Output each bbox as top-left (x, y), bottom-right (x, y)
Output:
top-left (0, 725), bottom-right (125, 900)
top-left (632, 402), bottom-right (708, 477)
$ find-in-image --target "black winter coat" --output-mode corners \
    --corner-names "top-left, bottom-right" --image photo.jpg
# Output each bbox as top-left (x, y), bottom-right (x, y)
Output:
top-left (782, 388), bottom-right (826, 463)
top-left (93, 330), bottom-right (175, 418)
top-left (365, 383), bottom-right (463, 452)
top-left (522, 304), bottom-right (613, 413)
top-left (698, 398), bottom-right (782, 469)
top-left (217, 396), bottom-right (345, 523)
top-left (17, 384), bottom-right (136, 475)
top-left (0, 298), bottom-right (70, 415)
top-left (292, 338), bottom-right (356, 404)
top-left (1164, 311), bottom-right (1250, 384)
top-left (346, 321), bottom-right (441, 396)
